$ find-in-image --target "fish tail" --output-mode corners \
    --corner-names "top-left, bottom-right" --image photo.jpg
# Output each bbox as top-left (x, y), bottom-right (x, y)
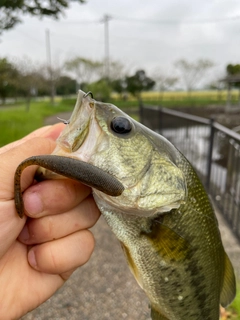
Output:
top-left (151, 306), bottom-right (170, 320)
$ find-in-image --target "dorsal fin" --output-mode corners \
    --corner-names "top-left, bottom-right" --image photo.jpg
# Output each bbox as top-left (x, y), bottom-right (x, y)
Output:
top-left (220, 253), bottom-right (236, 307)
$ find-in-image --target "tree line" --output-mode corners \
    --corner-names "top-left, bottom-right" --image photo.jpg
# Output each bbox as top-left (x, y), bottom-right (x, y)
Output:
top-left (2, 55), bottom-right (239, 108)
top-left (0, 56), bottom-right (122, 106)
top-left (2, 1), bottom-right (240, 109)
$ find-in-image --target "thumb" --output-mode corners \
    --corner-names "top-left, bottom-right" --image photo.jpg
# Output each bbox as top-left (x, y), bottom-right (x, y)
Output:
top-left (0, 124), bottom-right (66, 256)
top-left (0, 126), bottom-right (64, 200)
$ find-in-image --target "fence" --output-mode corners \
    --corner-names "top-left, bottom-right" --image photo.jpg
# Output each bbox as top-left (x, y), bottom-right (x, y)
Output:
top-left (140, 105), bottom-right (240, 241)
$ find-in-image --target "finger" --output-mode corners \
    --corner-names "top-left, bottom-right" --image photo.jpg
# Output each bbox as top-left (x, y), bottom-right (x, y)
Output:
top-left (40, 123), bottom-right (65, 140)
top-left (28, 230), bottom-right (95, 276)
top-left (0, 201), bottom-right (26, 259)
top-left (0, 122), bottom-right (65, 194)
top-left (1, 137), bottom-right (57, 200)
top-left (0, 124), bottom-right (66, 257)
top-left (23, 179), bottom-right (92, 218)
top-left (19, 196), bottom-right (100, 244)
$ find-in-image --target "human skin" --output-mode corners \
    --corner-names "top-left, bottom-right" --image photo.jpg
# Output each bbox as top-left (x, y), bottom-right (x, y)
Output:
top-left (0, 123), bottom-right (100, 319)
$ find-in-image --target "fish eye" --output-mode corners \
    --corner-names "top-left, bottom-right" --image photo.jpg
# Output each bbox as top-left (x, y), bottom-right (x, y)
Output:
top-left (110, 117), bottom-right (132, 134)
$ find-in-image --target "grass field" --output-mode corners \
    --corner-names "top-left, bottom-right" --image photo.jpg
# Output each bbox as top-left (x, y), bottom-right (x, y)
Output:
top-left (112, 89), bottom-right (240, 108)
top-left (0, 91), bottom-right (240, 318)
top-left (0, 98), bottom-right (74, 147)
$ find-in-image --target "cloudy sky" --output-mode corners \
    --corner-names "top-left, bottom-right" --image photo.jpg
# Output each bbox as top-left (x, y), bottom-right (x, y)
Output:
top-left (1, 0), bottom-right (240, 79)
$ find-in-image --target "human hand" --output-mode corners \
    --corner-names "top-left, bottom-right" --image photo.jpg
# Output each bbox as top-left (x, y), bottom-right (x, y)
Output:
top-left (0, 124), bottom-right (100, 319)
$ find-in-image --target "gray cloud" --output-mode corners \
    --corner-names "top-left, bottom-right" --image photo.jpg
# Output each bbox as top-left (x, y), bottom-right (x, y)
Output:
top-left (1, 0), bottom-right (240, 77)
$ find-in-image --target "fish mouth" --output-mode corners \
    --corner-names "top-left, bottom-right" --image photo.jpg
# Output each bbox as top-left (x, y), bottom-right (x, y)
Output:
top-left (32, 91), bottom-right (123, 198)
top-left (52, 90), bottom-right (104, 163)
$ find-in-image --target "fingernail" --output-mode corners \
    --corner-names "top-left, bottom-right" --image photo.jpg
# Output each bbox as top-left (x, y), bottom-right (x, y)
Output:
top-left (19, 224), bottom-right (29, 242)
top-left (28, 250), bottom-right (37, 268)
top-left (25, 192), bottom-right (43, 216)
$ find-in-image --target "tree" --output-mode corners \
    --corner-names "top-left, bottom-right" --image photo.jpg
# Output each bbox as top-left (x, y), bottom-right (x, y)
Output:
top-left (208, 80), bottom-right (225, 103)
top-left (175, 59), bottom-right (214, 94)
top-left (0, 57), bottom-right (18, 104)
top-left (152, 70), bottom-right (178, 102)
top-left (111, 78), bottom-right (127, 100)
top-left (108, 61), bottom-right (125, 81)
top-left (125, 70), bottom-right (155, 104)
top-left (0, 0), bottom-right (85, 34)
top-left (45, 64), bottom-right (63, 104)
top-left (226, 64), bottom-right (240, 76)
top-left (65, 57), bottom-right (103, 90)
top-left (56, 76), bottom-right (76, 96)
top-left (86, 79), bottom-right (112, 102)
top-left (226, 64), bottom-right (240, 103)
top-left (13, 57), bottom-right (47, 111)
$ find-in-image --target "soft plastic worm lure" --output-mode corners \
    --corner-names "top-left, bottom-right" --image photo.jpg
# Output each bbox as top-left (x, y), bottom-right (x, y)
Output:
top-left (14, 155), bottom-right (124, 218)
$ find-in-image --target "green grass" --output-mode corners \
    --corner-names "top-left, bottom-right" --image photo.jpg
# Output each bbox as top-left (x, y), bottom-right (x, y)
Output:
top-left (112, 89), bottom-right (240, 108)
top-left (0, 98), bottom-right (74, 147)
top-left (226, 283), bottom-right (240, 319)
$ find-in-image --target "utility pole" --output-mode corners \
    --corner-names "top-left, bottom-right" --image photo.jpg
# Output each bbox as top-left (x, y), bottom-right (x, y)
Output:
top-left (102, 14), bottom-right (111, 80)
top-left (45, 29), bottom-right (55, 104)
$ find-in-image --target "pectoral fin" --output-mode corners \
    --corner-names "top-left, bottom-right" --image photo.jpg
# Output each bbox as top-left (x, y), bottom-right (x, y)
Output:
top-left (142, 220), bottom-right (190, 263)
top-left (151, 306), bottom-right (169, 320)
top-left (220, 253), bottom-right (236, 307)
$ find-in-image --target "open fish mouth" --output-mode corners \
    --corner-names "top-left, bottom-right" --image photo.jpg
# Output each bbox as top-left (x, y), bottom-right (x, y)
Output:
top-left (52, 91), bottom-right (104, 162)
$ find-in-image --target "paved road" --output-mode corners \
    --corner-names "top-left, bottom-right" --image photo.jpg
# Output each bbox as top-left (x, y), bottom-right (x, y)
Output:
top-left (44, 112), bottom-right (72, 126)
top-left (20, 113), bottom-right (240, 320)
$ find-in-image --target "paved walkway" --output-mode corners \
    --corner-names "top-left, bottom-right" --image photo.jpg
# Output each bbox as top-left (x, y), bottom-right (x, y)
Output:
top-left (20, 113), bottom-right (240, 320)
top-left (215, 208), bottom-right (240, 279)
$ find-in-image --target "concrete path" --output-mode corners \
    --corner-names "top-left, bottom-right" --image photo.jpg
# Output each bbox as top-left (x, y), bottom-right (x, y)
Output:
top-left (215, 209), bottom-right (240, 279)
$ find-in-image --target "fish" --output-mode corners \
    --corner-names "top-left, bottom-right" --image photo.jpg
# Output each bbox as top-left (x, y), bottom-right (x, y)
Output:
top-left (14, 90), bottom-right (236, 320)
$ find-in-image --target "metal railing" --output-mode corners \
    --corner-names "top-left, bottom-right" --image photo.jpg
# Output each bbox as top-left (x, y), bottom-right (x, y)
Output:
top-left (140, 105), bottom-right (240, 241)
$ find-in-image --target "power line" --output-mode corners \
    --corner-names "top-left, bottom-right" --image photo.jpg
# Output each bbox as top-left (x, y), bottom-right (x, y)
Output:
top-left (58, 19), bottom-right (100, 24)
top-left (63, 14), bottom-right (240, 26)
top-left (50, 31), bottom-right (103, 43)
top-left (113, 14), bottom-right (240, 24)
top-left (15, 29), bottom-right (43, 46)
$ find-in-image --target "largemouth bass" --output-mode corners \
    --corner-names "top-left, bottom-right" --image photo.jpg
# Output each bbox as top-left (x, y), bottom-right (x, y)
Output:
top-left (14, 91), bottom-right (236, 320)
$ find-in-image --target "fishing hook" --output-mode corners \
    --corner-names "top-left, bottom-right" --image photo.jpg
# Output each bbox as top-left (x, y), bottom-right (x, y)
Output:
top-left (83, 91), bottom-right (94, 99)
top-left (57, 117), bottom-right (70, 125)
